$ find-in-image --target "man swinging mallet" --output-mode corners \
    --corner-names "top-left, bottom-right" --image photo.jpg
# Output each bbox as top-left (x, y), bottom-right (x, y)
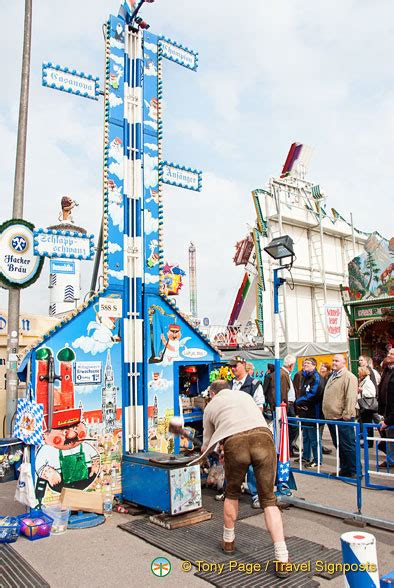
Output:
top-left (193, 379), bottom-right (290, 578)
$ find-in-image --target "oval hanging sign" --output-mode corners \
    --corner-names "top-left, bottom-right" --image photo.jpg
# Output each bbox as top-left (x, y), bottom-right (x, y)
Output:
top-left (0, 219), bottom-right (44, 288)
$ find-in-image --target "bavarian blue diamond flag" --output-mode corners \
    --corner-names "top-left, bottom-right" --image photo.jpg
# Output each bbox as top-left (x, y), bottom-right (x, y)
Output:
top-left (276, 402), bottom-right (297, 493)
top-left (13, 396), bottom-right (44, 446)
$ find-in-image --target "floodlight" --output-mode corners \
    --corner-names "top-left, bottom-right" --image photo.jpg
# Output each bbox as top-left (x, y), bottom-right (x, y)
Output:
top-left (135, 16), bottom-right (150, 29)
top-left (264, 235), bottom-right (295, 263)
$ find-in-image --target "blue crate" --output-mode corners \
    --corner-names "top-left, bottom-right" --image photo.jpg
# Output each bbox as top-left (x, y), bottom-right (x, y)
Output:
top-left (17, 509), bottom-right (54, 541)
top-left (0, 438), bottom-right (23, 483)
top-left (0, 516), bottom-right (21, 543)
top-left (0, 438), bottom-right (23, 454)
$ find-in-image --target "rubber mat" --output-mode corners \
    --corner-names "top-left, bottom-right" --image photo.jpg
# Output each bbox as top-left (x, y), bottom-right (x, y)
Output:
top-left (0, 543), bottom-right (50, 588)
top-left (196, 536), bottom-right (342, 586)
top-left (119, 517), bottom-right (342, 586)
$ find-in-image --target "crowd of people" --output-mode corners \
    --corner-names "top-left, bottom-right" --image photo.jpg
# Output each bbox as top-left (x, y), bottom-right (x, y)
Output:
top-left (261, 349), bottom-right (394, 475)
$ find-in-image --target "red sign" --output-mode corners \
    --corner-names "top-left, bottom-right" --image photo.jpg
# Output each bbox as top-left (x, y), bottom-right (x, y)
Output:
top-left (325, 305), bottom-right (342, 339)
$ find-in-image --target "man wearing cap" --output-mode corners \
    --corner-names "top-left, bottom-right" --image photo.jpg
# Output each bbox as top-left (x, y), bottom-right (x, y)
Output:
top-left (35, 409), bottom-right (100, 500)
top-left (228, 356), bottom-right (265, 408)
top-left (199, 379), bottom-right (289, 577)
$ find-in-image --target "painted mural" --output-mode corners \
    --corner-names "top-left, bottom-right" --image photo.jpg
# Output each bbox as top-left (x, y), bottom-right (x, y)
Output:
top-left (161, 263), bottom-right (185, 296)
top-left (348, 233), bottom-right (394, 301)
top-left (169, 465), bottom-right (201, 515)
top-left (106, 16), bottom-right (125, 288)
top-left (32, 302), bottom-right (122, 506)
top-left (19, 16), bottom-right (130, 506)
top-left (143, 32), bottom-right (160, 290)
top-left (146, 294), bottom-right (216, 453)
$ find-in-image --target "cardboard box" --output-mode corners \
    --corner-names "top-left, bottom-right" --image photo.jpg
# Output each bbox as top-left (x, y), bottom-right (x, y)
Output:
top-left (192, 396), bottom-right (207, 410)
top-left (60, 488), bottom-right (104, 514)
top-left (181, 396), bottom-right (193, 409)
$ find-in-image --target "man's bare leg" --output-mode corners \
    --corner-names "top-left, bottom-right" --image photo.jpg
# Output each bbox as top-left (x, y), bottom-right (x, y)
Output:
top-left (264, 505), bottom-right (289, 572)
top-left (223, 497), bottom-right (238, 528)
top-left (263, 505), bottom-right (285, 542)
top-left (221, 497), bottom-right (238, 550)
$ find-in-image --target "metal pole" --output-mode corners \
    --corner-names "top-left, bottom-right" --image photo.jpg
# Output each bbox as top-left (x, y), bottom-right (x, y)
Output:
top-left (274, 181), bottom-right (289, 345)
top-left (273, 268), bottom-right (284, 446)
top-left (307, 229), bottom-right (317, 341)
top-left (350, 212), bottom-right (356, 258)
top-left (90, 220), bottom-right (103, 293)
top-left (319, 206), bottom-right (328, 342)
top-left (5, 0), bottom-right (33, 435)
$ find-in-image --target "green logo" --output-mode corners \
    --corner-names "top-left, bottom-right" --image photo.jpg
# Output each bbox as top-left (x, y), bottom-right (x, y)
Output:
top-left (151, 557), bottom-right (172, 577)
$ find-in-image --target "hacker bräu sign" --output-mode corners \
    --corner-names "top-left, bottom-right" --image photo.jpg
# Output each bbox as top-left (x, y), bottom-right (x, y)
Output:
top-left (0, 219), bottom-right (43, 289)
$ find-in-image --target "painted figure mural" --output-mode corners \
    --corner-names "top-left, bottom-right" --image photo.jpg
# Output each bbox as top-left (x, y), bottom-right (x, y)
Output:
top-left (349, 233), bottom-right (394, 300)
top-left (32, 304), bottom-right (122, 504)
top-left (35, 408), bottom-right (100, 500)
top-left (146, 297), bottom-right (213, 453)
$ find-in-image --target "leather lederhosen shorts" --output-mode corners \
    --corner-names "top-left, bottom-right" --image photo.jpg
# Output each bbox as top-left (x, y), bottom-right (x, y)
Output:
top-left (223, 427), bottom-right (277, 508)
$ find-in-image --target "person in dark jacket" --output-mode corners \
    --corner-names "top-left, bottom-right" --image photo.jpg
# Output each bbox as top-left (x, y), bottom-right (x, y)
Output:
top-left (318, 362), bottom-right (333, 455)
top-left (263, 363), bottom-right (275, 417)
top-left (377, 348), bottom-right (394, 468)
top-left (272, 354), bottom-right (299, 456)
top-left (295, 357), bottom-right (323, 467)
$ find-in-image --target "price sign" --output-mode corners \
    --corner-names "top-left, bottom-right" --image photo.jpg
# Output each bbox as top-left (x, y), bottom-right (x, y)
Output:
top-left (98, 297), bottom-right (122, 318)
top-left (75, 361), bottom-right (102, 385)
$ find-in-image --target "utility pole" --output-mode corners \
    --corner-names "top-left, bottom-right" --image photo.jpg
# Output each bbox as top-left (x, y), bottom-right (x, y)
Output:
top-left (188, 242), bottom-right (197, 318)
top-left (5, 0), bottom-right (32, 435)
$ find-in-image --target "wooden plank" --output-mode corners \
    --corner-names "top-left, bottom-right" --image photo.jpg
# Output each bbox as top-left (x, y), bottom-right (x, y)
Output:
top-left (149, 508), bottom-right (212, 529)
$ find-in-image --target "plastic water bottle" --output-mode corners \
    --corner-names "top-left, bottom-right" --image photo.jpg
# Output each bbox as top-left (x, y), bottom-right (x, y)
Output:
top-left (111, 465), bottom-right (117, 490)
top-left (103, 483), bottom-right (113, 518)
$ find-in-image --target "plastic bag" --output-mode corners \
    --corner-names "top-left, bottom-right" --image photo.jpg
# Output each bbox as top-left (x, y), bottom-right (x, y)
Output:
top-left (216, 464), bottom-right (225, 490)
top-left (207, 463), bottom-right (225, 490)
top-left (14, 448), bottom-right (36, 508)
top-left (13, 384), bottom-right (44, 446)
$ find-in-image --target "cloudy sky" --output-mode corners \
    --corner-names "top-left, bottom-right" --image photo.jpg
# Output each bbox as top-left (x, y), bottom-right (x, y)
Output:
top-left (1, 0), bottom-right (392, 324)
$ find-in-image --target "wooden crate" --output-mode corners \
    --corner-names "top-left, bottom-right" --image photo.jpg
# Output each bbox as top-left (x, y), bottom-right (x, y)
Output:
top-left (149, 508), bottom-right (212, 529)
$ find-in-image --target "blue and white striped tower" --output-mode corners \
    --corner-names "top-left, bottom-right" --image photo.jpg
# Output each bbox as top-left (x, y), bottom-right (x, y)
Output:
top-left (105, 15), bottom-right (145, 452)
top-left (340, 531), bottom-right (380, 587)
top-left (123, 26), bottom-right (144, 452)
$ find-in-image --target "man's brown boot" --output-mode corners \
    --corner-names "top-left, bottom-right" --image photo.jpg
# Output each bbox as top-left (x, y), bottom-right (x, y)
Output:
top-left (274, 560), bottom-right (291, 578)
top-left (220, 540), bottom-right (235, 554)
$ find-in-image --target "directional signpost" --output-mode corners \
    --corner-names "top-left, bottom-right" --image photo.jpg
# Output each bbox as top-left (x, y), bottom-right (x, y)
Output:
top-left (42, 63), bottom-right (101, 99)
top-left (33, 228), bottom-right (95, 260)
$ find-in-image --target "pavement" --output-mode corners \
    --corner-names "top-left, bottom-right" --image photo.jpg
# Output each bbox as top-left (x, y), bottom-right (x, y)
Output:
top-left (1, 467), bottom-right (393, 588)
